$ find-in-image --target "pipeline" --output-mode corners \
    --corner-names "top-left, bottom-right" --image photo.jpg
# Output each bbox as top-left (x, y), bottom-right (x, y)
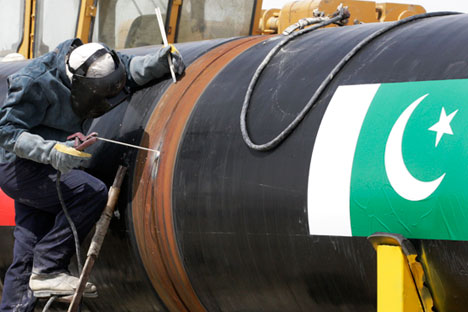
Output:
top-left (2, 13), bottom-right (468, 311)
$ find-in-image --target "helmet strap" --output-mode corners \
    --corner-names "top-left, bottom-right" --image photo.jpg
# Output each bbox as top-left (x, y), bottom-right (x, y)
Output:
top-left (69, 48), bottom-right (110, 76)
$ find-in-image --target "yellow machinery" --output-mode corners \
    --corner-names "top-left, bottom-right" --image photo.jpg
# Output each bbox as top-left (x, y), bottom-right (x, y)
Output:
top-left (1, 0), bottom-right (263, 59)
top-left (1, 0), bottom-right (425, 60)
top-left (260, 0), bottom-right (426, 34)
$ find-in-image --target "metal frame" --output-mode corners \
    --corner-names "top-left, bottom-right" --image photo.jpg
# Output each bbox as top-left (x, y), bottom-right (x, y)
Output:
top-left (13, 0), bottom-right (27, 57)
top-left (76, 0), bottom-right (97, 44)
top-left (250, 0), bottom-right (264, 36)
top-left (17, 0), bottom-right (264, 57)
top-left (17, 0), bottom-right (34, 58)
top-left (167, 0), bottom-right (182, 43)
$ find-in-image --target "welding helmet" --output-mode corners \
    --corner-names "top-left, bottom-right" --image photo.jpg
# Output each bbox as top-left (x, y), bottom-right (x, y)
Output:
top-left (66, 42), bottom-right (127, 119)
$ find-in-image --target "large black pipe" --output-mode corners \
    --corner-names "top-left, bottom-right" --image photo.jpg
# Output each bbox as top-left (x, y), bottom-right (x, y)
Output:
top-left (1, 14), bottom-right (468, 311)
top-left (0, 38), bottom-right (233, 311)
top-left (167, 14), bottom-right (468, 311)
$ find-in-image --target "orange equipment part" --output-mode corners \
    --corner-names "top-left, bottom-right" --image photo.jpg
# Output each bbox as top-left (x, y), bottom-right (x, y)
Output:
top-left (376, 3), bottom-right (426, 22)
top-left (260, 0), bottom-right (426, 34)
top-left (0, 189), bottom-right (15, 226)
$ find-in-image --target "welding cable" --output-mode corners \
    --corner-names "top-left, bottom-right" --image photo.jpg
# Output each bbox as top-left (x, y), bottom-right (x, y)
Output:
top-left (56, 171), bottom-right (83, 273)
top-left (42, 171), bottom-right (84, 312)
top-left (282, 17), bottom-right (330, 35)
top-left (240, 11), bottom-right (461, 151)
top-left (42, 295), bottom-right (58, 312)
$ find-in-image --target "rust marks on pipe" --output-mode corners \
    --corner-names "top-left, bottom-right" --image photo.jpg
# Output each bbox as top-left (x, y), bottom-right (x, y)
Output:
top-left (132, 36), bottom-right (268, 312)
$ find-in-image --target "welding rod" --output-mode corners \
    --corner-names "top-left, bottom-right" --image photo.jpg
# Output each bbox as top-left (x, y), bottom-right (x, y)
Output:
top-left (155, 7), bottom-right (177, 83)
top-left (97, 137), bottom-right (160, 158)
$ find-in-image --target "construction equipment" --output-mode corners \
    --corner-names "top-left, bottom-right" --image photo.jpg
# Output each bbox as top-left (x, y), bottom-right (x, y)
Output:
top-left (0, 0), bottom-right (264, 59)
top-left (259, 0), bottom-right (426, 34)
top-left (1, 0), bottom-right (425, 60)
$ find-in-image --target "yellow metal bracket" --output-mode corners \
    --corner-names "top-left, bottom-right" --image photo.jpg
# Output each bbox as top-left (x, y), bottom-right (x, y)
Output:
top-left (17, 0), bottom-right (34, 58)
top-left (368, 233), bottom-right (434, 312)
top-left (85, 4), bottom-right (97, 17)
top-left (261, 0), bottom-right (426, 35)
top-left (167, 0), bottom-right (182, 43)
top-left (76, 0), bottom-right (96, 43)
top-left (259, 9), bottom-right (281, 35)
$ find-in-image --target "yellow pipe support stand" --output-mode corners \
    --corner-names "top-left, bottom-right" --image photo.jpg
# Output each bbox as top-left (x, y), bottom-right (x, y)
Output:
top-left (377, 245), bottom-right (423, 312)
top-left (369, 233), bottom-right (434, 312)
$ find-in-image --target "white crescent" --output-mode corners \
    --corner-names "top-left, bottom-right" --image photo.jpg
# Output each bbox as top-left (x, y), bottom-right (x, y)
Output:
top-left (385, 94), bottom-right (445, 201)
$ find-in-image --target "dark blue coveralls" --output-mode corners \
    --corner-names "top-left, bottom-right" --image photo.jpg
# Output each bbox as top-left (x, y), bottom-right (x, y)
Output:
top-left (0, 39), bottom-right (138, 312)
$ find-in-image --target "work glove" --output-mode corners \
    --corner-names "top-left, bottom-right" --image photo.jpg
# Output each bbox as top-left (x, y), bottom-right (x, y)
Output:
top-left (160, 44), bottom-right (185, 76)
top-left (129, 44), bottom-right (186, 86)
top-left (13, 132), bottom-right (92, 174)
top-left (49, 143), bottom-right (91, 174)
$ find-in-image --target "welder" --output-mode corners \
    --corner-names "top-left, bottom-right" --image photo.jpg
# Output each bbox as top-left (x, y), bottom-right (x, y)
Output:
top-left (0, 38), bottom-right (185, 312)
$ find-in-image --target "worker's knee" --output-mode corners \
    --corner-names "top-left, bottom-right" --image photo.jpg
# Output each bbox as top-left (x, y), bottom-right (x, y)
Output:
top-left (96, 183), bottom-right (108, 213)
top-left (76, 174), bottom-right (108, 218)
top-left (95, 179), bottom-right (108, 200)
top-left (63, 171), bottom-right (108, 222)
top-left (88, 178), bottom-right (108, 209)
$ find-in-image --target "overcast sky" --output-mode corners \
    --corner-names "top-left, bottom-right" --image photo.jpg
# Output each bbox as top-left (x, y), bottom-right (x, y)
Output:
top-left (262, 0), bottom-right (468, 13)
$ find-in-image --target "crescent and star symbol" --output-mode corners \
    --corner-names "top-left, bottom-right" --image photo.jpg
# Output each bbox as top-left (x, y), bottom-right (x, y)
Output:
top-left (384, 94), bottom-right (458, 201)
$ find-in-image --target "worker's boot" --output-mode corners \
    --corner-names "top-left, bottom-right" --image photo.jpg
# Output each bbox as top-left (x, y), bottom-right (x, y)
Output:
top-left (29, 272), bottom-right (98, 298)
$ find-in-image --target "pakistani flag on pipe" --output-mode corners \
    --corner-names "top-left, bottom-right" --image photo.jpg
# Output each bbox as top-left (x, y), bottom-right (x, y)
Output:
top-left (308, 79), bottom-right (468, 241)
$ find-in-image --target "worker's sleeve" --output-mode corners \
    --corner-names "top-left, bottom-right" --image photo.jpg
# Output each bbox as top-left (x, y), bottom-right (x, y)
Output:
top-left (0, 75), bottom-right (49, 153)
top-left (126, 46), bottom-right (174, 87)
top-left (116, 52), bottom-right (140, 92)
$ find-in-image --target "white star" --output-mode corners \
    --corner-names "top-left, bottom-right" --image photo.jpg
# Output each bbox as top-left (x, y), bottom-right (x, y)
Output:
top-left (428, 107), bottom-right (458, 147)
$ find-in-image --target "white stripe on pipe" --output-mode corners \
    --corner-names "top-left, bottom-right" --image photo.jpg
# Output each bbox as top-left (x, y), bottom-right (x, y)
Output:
top-left (307, 84), bottom-right (380, 236)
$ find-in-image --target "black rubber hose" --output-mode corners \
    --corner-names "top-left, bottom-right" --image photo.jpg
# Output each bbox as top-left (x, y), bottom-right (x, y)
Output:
top-left (42, 296), bottom-right (57, 312)
top-left (56, 171), bottom-right (83, 273)
top-left (42, 171), bottom-right (84, 312)
top-left (240, 11), bottom-right (461, 152)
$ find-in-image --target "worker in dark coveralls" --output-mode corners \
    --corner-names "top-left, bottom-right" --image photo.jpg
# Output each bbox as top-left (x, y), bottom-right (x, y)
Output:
top-left (0, 38), bottom-right (185, 311)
